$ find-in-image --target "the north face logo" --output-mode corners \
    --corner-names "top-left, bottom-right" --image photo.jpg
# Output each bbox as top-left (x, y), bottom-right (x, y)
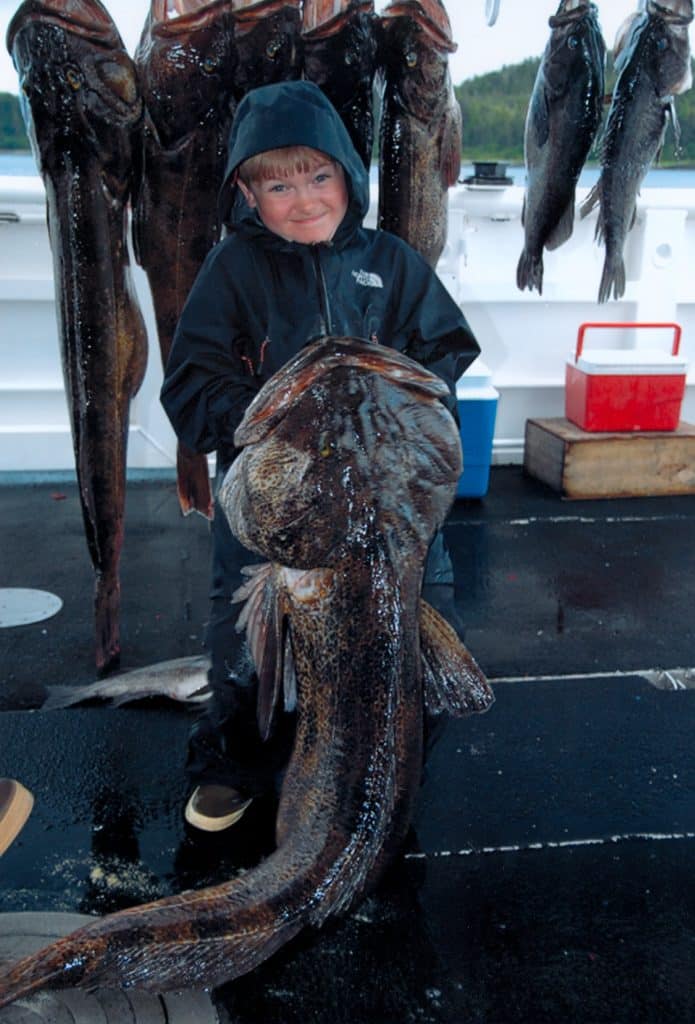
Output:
top-left (352, 269), bottom-right (384, 288)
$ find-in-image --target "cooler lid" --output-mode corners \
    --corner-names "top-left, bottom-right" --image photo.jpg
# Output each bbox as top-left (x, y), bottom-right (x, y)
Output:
top-left (457, 357), bottom-right (493, 390)
top-left (569, 348), bottom-right (689, 376)
top-left (456, 385), bottom-right (499, 400)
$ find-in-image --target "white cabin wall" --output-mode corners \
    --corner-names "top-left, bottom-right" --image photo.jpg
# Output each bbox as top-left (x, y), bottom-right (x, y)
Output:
top-left (0, 176), bottom-right (176, 472)
top-left (1, 176), bottom-right (694, 473)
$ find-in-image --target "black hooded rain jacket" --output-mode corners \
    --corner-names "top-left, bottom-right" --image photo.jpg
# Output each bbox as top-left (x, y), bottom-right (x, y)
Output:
top-left (160, 79), bottom-right (479, 471)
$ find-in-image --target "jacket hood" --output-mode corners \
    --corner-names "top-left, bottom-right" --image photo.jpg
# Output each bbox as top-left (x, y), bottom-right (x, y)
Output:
top-left (218, 80), bottom-right (370, 234)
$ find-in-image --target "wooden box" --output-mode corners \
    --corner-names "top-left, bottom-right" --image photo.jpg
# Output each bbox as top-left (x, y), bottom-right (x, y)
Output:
top-left (524, 418), bottom-right (695, 499)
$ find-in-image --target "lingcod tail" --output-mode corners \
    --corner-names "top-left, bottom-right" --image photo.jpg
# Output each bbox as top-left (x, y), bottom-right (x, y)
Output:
top-left (0, 863), bottom-right (312, 1008)
top-left (0, 760), bottom-right (397, 1009)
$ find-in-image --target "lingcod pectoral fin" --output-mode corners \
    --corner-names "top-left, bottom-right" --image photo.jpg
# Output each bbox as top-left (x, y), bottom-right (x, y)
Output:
top-left (420, 600), bottom-right (494, 717)
top-left (232, 562), bottom-right (301, 740)
top-left (233, 562), bottom-right (287, 740)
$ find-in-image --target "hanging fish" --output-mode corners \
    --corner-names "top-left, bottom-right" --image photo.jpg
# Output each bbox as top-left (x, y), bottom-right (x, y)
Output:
top-left (6, 0), bottom-right (147, 674)
top-left (133, 0), bottom-right (238, 521)
top-left (231, 0), bottom-right (303, 100)
top-left (0, 337), bottom-right (492, 1008)
top-left (302, 0), bottom-right (379, 169)
top-left (377, 0), bottom-right (461, 268)
top-left (580, 0), bottom-right (693, 303)
top-left (517, 1), bottom-right (605, 295)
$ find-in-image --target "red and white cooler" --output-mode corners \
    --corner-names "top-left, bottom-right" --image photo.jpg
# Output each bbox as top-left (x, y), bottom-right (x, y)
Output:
top-left (565, 322), bottom-right (688, 433)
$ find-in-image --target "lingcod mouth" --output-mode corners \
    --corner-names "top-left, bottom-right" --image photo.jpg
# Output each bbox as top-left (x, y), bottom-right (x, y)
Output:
top-left (302, 0), bottom-right (374, 39)
top-left (380, 0), bottom-right (457, 53)
top-left (7, 0), bottom-right (121, 49)
top-left (148, 0), bottom-right (232, 36)
top-left (232, 0), bottom-right (301, 36)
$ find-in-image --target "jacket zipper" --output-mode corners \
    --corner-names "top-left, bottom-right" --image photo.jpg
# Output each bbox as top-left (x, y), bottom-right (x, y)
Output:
top-left (311, 246), bottom-right (333, 335)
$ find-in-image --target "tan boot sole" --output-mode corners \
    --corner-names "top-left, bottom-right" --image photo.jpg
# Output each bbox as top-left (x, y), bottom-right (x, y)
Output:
top-left (184, 790), bottom-right (253, 832)
top-left (0, 780), bottom-right (34, 856)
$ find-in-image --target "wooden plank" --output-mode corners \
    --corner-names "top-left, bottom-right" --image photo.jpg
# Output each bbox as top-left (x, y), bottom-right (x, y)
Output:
top-left (524, 418), bottom-right (695, 499)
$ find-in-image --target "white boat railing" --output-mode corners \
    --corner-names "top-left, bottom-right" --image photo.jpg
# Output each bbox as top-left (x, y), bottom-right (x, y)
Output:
top-left (442, 182), bottom-right (695, 462)
top-left (1, 174), bottom-right (694, 473)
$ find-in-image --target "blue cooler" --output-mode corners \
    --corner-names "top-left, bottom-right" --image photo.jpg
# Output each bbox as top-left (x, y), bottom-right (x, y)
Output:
top-left (455, 359), bottom-right (498, 498)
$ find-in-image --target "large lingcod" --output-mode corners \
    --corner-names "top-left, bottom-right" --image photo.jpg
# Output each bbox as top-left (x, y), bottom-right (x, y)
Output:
top-left (0, 336), bottom-right (493, 1009)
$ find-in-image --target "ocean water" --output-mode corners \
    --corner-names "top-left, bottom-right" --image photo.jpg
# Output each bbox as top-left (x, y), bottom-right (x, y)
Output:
top-left (0, 152), bottom-right (37, 176)
top-left (2, 151), bottom-right (695, 189)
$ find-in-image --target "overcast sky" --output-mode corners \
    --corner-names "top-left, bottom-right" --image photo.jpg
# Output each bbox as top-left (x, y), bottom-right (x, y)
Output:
top-left (0, 1), bottom-right (685, 96)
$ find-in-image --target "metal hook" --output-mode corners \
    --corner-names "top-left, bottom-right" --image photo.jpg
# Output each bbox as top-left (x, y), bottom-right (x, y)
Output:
top-left (485, 0), bottom-right (501, 26)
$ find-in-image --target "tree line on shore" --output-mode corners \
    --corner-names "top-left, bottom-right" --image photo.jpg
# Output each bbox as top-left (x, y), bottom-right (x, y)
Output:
top-left (2, 55), bottom-right (695, 164)
top-left (0, 90), bottom-right (27, 150)
top-left (455, 57), bottom-right (695, 166)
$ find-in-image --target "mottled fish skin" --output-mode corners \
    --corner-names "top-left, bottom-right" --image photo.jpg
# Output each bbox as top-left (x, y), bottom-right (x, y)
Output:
top-left (6, 0), bottom-right (147, 674)
top-left (41, 654), bottom-right (211, 709)
top-left (232, 0), bottom-right (303, 100)
top-left (302, 0), bottom-right (379, 169)
top-left (0, 338), bottom-right (492, 1007)
top-left (580, 1), bottom-right (693, 303)
top-left (133, 0), bottom-right (238, 521)
top-left (377, 0), bottom-right (461, 267)
top-left (517, 0), bottom-right (605, 295)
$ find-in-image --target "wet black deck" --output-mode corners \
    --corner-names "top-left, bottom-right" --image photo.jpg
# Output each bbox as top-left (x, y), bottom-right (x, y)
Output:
top-left (1, 467), bottom-right (694, 1022)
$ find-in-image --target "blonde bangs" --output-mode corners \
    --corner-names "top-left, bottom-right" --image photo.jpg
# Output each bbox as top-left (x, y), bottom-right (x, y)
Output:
top-left (239, 146), bottom-right (333, 184)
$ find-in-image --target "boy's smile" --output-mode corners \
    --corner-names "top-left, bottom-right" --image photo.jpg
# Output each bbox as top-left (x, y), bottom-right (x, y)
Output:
top-left (238, 162), bottom-right (349, 244)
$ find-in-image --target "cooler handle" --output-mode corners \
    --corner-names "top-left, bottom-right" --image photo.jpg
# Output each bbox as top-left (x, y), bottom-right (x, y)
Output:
top-left (575, 322), bottom-right (682, 361)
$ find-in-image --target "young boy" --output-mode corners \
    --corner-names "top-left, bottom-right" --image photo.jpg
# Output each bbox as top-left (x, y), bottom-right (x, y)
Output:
top-left (160, 80), bottom-right (480, 833)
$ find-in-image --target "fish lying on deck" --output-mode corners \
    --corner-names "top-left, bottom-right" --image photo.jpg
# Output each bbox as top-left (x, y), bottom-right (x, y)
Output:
top-left (517, 0), bottom-right (605, 295)
top-left (580, 0), bottom-right (693, 302)
top-left (377, 0), bottom-right (461, 267)
top-left (41, 655), bottom-right (211, 710)
top-left (6, 0), bottom-right (148, 674)
top-left (133, 0), bottom-right (239, 520)
top-left (302, 0), bottom-right (379, 169)
top-left (0, 336), bottom-right (492, 1009)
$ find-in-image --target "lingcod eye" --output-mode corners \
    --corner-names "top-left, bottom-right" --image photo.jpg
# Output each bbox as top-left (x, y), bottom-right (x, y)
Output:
top-left (405, 50), bottom-right (418, 68)
top-left (266, 38), bottom-right (282, 59)
top-left (201, 55), bottom-right (218, 74)
top-left (318, 432), bottom-right (334, 458)
top-left (65, 67), bottom-right (82, 91)
top-left (567, 34), bottom-right (579, 49)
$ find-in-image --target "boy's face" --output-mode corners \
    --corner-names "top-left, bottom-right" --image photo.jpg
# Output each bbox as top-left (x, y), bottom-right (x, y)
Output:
top-left (238, 161), bottom-right (349, 244)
